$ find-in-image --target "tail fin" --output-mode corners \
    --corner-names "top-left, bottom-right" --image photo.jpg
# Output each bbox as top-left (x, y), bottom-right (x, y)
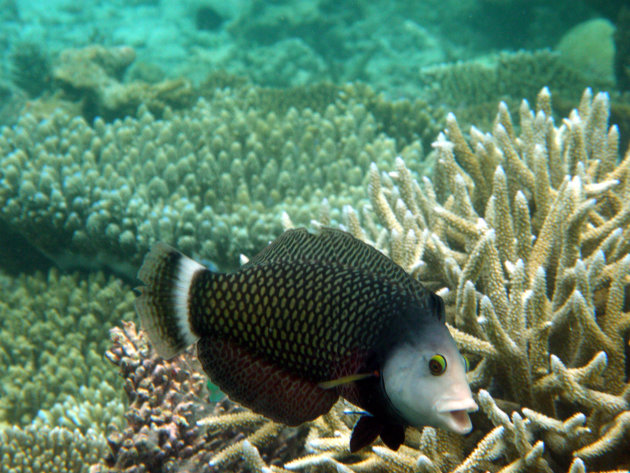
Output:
top-left (135, 242), bottom-right (204, 359)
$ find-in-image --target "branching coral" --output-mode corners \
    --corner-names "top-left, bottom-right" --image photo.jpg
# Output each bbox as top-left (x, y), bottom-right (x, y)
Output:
top-left (342, 88), bottom-right (630, 471)
top-left (93, 321), bottom-right (211, 473)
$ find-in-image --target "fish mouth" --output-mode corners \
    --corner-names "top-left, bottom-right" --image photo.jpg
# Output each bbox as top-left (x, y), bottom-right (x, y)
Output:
top-left (435, 398), bottom-right (479, 434)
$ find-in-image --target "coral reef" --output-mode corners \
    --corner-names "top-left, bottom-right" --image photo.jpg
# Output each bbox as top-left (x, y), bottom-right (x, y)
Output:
top-left (188, 2), bottom-right (450, 94)
top-left (0, 424), bottom-right (107, 473)
top-left (92, 88), bottom-right (629, 473)
top-left (3, 2), bottom-right (630, 472)
top-left (95, 321), bottom-right (304, 473)
top-left (344, 88), bottom-right (630, 471)
top-left (51, 45), bottom-right (195, 122)
top-left (1, 0), bottom-right (596, 97)
top-left (0, 84), bottom-right (428, 275)
top-left (93, 321), bottom-right (212, 473)
top-left (417, 50), bottom-right (594, 109)
top-left (0, 269), bottom-right (133, 429)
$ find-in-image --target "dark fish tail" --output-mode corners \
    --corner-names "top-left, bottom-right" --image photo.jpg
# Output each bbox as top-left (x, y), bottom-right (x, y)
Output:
top-left (135, 242), bottom-right (205, 359)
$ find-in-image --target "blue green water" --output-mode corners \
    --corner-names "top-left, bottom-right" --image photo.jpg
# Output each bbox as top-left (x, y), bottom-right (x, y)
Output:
top-left (0, 0), bottom-right (628, 472)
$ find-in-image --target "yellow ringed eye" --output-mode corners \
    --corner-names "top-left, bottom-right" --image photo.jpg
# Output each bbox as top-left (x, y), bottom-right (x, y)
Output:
top-left (429, 354), bottom-right (447, 376)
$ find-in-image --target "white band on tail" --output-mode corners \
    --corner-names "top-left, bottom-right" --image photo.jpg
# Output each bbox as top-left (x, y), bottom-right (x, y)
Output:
top-left (173, 256), bottom-right (204, 346)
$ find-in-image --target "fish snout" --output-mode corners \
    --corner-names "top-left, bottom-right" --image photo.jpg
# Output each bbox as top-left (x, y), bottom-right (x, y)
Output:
top-left (434, 397), bottom-right (479, 434)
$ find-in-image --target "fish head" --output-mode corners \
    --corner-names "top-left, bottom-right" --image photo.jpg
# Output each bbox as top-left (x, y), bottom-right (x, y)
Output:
top-left (381, 315), bottom-right (478, 434)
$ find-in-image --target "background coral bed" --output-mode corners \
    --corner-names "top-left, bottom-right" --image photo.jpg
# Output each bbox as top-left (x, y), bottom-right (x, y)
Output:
top-left (1, 0), bottom-right (629, 472)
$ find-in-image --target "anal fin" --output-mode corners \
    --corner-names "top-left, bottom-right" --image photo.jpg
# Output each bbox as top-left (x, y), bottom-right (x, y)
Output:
top-left (197, 337), bottom-right (338, 426)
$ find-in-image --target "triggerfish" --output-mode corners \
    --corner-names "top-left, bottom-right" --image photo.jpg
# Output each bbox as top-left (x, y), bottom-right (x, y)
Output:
top-left (135, 228), bottom-right (478, 452)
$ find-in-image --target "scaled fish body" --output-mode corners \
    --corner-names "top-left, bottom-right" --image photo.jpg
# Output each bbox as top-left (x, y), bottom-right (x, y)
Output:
top-left (135, 228), bottom-right (477, 452)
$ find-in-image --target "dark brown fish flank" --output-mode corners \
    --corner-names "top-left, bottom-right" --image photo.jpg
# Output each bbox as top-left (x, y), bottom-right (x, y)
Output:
top-left (188, 260), bottom-right (410, 381)
top-left (135, 228), bottom-right (475, 452)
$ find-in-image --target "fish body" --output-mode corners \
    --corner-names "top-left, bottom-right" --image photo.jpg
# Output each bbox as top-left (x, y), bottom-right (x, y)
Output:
top-left (135, 228), bottom-right (477, 451)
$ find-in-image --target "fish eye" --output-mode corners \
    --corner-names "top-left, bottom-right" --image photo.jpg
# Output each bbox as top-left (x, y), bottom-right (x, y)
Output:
top-left (428, 354), bottom-right (447, 376)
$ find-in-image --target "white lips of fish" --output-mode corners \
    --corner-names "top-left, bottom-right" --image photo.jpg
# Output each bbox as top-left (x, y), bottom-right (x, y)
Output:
top-left (382, 324), bottom-right (478, 434)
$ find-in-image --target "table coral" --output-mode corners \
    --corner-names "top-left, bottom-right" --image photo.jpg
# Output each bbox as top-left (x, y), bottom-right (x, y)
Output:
top-left (0, 85), bottom-right (428, 276)
top-left (51, 45), bottom-right (195, 122)
top-left (203, 80), bottom-right (443, 156)
top-left (418, 50), bottom-right (593, 109)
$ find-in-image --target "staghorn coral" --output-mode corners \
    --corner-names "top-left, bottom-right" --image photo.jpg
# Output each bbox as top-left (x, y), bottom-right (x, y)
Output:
top-left (340, 88), bottom-right (630, 471)
top-left (0, 424), bottom-right (107, 473)
top-left (199, 407), bottom-right (307, 473)
top-left (0, 268), bottom-right (133, 429)
top-left (0, 85), bottom-right (427, 275)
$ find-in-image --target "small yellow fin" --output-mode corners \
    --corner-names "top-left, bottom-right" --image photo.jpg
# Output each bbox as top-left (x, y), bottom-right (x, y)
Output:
top-left (318, 372), bottom-right (377, 390)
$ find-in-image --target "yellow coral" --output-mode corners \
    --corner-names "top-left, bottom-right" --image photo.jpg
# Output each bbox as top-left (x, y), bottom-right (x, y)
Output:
top-left (334, 88), bottom-right (630, 471)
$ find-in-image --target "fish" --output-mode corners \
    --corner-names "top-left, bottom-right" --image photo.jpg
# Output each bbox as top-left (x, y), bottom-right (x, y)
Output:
top-left (135, 227), bottom-right (478, 452)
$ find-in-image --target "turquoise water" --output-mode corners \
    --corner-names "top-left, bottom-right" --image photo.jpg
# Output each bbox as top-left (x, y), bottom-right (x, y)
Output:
top-left (0, 1), bottom-right (628, 472)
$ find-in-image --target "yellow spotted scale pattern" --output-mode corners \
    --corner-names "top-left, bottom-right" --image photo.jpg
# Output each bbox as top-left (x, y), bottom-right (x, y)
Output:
top-left (135, 228), bottom-right (446, 436)
top-left (189, 259), bottom-right (409, 381)
top-left (244, 228), bottom-right (430, 301)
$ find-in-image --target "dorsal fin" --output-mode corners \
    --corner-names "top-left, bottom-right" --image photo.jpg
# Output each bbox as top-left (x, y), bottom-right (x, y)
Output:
top-left (244, 228), bottom-right (426, 297)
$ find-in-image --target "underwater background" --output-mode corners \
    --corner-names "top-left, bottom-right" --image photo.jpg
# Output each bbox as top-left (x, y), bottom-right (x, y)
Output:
top-left (0, 0), bottom-right (629, 472)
